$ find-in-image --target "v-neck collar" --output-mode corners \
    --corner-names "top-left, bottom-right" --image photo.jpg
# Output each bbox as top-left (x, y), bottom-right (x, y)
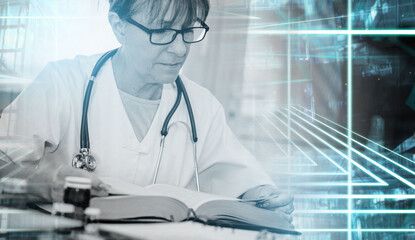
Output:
top-left (104, 58), bottom-right (177, 151)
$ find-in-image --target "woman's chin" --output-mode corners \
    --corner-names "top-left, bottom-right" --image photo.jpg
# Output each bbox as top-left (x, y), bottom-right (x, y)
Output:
top-left (154, 73), bottom-right (181, 84)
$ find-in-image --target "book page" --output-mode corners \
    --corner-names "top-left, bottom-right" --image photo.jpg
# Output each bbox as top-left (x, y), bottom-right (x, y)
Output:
top-left (147, 184), bottom-right (236, 209)
top-left (100, 177), bottom-right (235, 209)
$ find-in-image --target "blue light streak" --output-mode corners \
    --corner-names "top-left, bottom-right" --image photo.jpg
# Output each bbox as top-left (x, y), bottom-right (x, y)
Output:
top-left (286, 172), bottom-right (347, 176)
top-left (211, 10), bottom-right (261, 20)
top-left (346, 4), bottom-right (353, 238)
top-left (278, 109), bottom-right (415, 188)
top-left (242, 15), bottom-right (347, 30)
top-left (241, 79), bottom-right (311, 86)
top-left (295, 105), bottom-right (415, 164)
top-left (260, 116), bottom-right (317, 165)
top-left (265, 113), bottom-right (348, 174)
top-left (289, 182), bottom-right (386, 186)
top-left (271, 111), bottom-right (387, 186)
top-left (255, 119), bottom-right (288, 157)
top-left (296, 210), bottom-right (415, 214)
top-left (0, 16), bottom-right (104, 19)
top-left (297, 229), bottom-right (415, 232)
top-left (261, 115), bottom-right (348, 174)
top-left (241, 29), bottom-right (415, 35)
top-left (295, 195), bottom-right (415, 199)
top-left (289, 106), bottom-right (415, 175)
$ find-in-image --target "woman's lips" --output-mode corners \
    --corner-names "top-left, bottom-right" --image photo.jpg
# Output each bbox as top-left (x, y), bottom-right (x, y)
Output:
top-left (158, 63), bottom-right (182, 69)
top-left (159, 62), bottom-right (181, 66)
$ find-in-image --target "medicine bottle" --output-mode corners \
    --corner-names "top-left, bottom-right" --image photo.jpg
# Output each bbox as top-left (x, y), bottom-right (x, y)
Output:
top-left (63, 176), bottom-right (92, 209)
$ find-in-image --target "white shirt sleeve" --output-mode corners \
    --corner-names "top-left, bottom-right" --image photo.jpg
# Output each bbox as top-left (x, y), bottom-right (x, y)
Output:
top-left (197, 104), bottom-right (276, 198)
top-left (0, 63), bottom-right (71, 166)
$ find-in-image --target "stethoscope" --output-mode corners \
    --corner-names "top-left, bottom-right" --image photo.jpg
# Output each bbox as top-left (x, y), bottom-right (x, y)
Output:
top-left (72, 48), bottom-right (200, 191)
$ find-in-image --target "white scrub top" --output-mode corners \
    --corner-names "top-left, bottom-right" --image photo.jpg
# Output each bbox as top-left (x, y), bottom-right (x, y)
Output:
top-left (0, 53), bottom-right (275, 198)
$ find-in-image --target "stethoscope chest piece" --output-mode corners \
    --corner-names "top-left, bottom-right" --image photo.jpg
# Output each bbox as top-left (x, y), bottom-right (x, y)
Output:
top-left (72, 148), bottom-right (97, 172)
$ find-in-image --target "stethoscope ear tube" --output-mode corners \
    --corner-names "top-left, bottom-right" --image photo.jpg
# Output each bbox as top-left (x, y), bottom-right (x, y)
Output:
top-left (80, 49), bottom-right (118, 149)
top-left (160, 77), bottom-right (198, 143)
top-left (161, 77), bottom-right (182, 137)
top-left (154, 122), bottom-right (200, 191)
top-left (90, 49), bottom-right (118, 78)
top-left (176, 78), bottom-right (198, 143)
top-left (76, 49), bottom-right (119, 171)
top-left (80, 80), bottom-right (94, 149)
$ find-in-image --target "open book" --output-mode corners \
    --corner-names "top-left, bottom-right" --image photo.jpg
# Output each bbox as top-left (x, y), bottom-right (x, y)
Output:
top-left (90, 178), bottom-right (300, 235)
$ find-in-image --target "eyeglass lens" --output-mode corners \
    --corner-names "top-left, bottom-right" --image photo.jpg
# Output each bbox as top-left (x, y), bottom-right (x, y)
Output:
top-left (150, 28), bottom-right (207, 44)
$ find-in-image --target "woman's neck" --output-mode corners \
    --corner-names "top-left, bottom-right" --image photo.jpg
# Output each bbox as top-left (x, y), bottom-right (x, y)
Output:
top-left (111, 49), bottom-right (162, 100)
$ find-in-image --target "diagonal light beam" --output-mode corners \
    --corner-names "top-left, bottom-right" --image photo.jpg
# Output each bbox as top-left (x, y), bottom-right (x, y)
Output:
top-left (290, 106), bottom-right (415, 175)
top-left (277, 110), bottom-right (415, 189)
top-left (265, 114), bottom-right (347, 172)
top-left (295, 105), bottom-right (415, 164)
top-left (267, 113), bottom-right (348, 174)
top-left (260, 116), bottom-right (319, 166)
top-left (271, 111), bottom-right (387, 186)
top-left (256, 118), bottom-right (288, 157)
top-left (239, 29), bottom-right (415, 35)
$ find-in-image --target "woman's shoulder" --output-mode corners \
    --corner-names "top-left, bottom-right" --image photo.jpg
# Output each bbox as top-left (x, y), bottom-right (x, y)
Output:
top-left (179, 74), bottom-right (222, 116)
top-left (179, 75), bottom-right (220, 106)
top-left (46, 54), bottom-right (101, 81)
top-left (31, 53), bottom-right (105, 95)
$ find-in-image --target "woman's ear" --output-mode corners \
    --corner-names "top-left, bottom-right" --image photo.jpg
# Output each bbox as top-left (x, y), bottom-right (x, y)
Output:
top-left (108, 12), bottom-right (127, 45)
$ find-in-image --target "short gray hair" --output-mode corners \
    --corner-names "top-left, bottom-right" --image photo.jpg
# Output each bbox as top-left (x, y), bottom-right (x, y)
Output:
top-left (109, 0), bottom-right (210, 27)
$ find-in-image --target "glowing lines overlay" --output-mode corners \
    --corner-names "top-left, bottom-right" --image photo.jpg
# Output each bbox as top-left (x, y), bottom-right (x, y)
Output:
top-left (240, 29), bottom-right (415, 35)
top-left (3, 2), bottom-right (415, 237)
top-left (298, 229), bottom-right (415, 232)
top-left (210, 10), bottom-right (261, 20)
top-left (265, 113), bottom-right (348, 174)
top-left (289, 106), bottom-right (415, 175)
top-left (0, 16), bottom-right (104, 19)
top-left (241, 15), bottom-right (347, 30)
top-left (256, 118), bottom-right (288, 157)
top-left (295, 105), bottom-right (415, 165)
top-left (296, 194), bottom-right (415, 199)
top-left (296, 210), bottom-right (415, 214)
top-left (259, 115), bottom-right (353, 175)
top-left (347, 2), bottom-right (353, 237)
top-left (260, 116), bottom-right (348, 174)
top-left (262, 106), bottom-right (415, 235)
top-left (269, 111), bottom-right (387, 186)
top-left (277, 108), bottom-right (414, 188)
top-left (278, 107), bottom-right (415, 189)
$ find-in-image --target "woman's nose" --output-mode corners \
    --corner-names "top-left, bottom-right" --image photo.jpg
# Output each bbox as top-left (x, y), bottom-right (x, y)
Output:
top-left (167, 33), bottom-right (188, 57)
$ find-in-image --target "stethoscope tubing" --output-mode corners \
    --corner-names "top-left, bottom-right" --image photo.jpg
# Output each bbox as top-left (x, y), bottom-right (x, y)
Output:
top-left (76, 49), bottom-right (199, 188)
top-left (153, 121), bottom-right (200, 191)
top-left (80, 49), bottom-right (118, 149)
top-left (81, 49), bottom-right (198, 148)
top-left (176, 77), bottom-right (198, 143)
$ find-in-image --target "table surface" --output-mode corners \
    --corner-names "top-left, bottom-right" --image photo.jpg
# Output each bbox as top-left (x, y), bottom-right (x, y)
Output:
top-left (0, 204), bottom-right (300, 240)
top-left (98, 222), bottom-right (300, 240)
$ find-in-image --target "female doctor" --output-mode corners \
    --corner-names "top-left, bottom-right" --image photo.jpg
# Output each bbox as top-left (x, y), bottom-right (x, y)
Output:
top-left (0, 0), bottom-right (293, 220)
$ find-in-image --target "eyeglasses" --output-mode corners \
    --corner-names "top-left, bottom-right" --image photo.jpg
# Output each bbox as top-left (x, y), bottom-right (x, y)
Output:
top-left (125, 17), bottom-right (209, 45)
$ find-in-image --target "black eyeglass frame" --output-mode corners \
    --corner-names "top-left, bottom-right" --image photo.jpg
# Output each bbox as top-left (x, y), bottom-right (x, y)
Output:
top-left (125, 17), bottom-right (210, 45)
